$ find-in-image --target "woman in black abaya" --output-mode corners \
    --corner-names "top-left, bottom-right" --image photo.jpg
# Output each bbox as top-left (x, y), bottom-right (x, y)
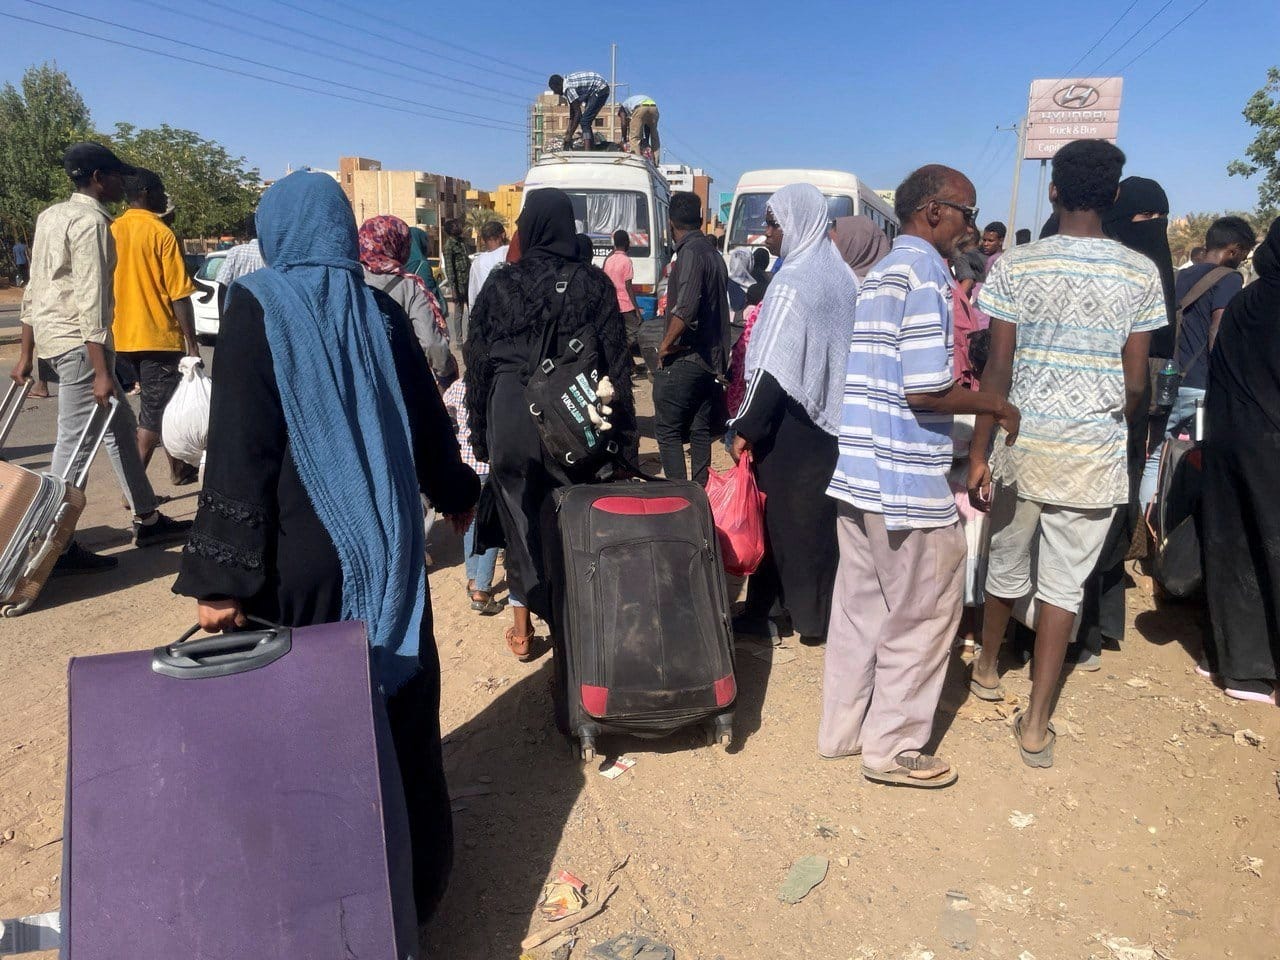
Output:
top-left (1201, 218), bottom-right (1280, 703)
top-left (464, 189), bottom-right (635, 659)
top-left (1076, 177), bottom-right (1177, 662)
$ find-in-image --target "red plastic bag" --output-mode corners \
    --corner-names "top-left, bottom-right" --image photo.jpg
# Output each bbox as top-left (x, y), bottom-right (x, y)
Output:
top-left (706, 452), bottom-right (767, 577)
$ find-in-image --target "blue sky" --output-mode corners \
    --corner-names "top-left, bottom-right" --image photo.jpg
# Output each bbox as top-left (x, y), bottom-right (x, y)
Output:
top-left (2, 0), bottom-right (1277, 233)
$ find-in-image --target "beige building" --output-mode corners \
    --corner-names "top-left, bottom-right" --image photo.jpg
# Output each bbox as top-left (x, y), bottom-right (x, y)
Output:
top-left (528, 92), bottom-right (620, 166)
top-left (494, 182), bottom-right (523, 225)
top-left (339, 156), bottom-right (470, 256)
top-left (659, 164), bottom-right (715, 231)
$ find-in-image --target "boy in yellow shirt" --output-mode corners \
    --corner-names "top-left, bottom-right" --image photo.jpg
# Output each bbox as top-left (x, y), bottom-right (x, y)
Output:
top-left (111, 169), bottom-right (199, 483)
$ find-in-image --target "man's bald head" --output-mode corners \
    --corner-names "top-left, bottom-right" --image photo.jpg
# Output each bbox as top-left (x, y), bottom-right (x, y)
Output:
top-left (894, 164), bottom-right (977, 257)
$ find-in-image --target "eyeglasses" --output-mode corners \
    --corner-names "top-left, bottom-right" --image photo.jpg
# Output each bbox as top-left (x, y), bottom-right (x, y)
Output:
top-left (923, 199), bottom-right (980, 225)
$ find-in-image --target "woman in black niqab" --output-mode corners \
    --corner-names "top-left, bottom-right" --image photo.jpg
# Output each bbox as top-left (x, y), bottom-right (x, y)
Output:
top-left (1104, 176), bottom-right (1178, 355)
top-left (463, 188), bottom-right (635, 658)
top-left (1201, 217), bottom-right (1280, 702)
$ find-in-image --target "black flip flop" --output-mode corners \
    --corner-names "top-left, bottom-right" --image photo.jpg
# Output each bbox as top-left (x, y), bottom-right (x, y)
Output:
top-left (470, 595), bottom-right (504, 616)
top-left (968, 664), bottom-right (1005, 702)
top-left (1013, 711), bottom-right (1056, 768)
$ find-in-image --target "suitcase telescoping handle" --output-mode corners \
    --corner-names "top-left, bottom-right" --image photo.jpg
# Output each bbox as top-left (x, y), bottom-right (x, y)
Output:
top-left (65, 397), bottom-right (119, 490)
top-left (152, 619), bottom-right (292, 679)
top-left (0, 378), bottom-right (33, 452)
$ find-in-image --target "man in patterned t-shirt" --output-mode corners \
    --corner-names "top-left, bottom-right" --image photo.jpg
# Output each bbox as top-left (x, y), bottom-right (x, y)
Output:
top-left (968, 140), bottom-right (1166, 769)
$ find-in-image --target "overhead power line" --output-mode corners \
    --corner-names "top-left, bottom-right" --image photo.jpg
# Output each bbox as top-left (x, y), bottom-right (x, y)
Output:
top-left (969, 126), bottom-right (999, 178)
top-left (145, 0), bottom-right (530, 107)
top-left (268, 0), bottom-right (544, 86)
top-left (0, 10), bottom-right (524, 135)
top-left (22, 1), bottom-right (524, 131)
top-left (1056, 0), bottom-right (1142, 81)
top-left (1090, 0), bottom-right (1177, 74)
top-left (129, 0), bottom-right (527, 112)
top-left (1113, 0), bottom-right (1211, 74)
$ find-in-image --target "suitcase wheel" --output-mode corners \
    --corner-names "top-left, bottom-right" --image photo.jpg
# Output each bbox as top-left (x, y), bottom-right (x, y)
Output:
top-left (1, 601), bottom-right (29, 618)
top-left (575, 725), bottom-right (599, 763)
top-left (706, 718), bottom-right (734, 751)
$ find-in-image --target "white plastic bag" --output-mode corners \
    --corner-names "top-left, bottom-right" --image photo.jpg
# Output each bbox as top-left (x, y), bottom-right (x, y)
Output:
top-left (161, 356), bottom-right (211, 466)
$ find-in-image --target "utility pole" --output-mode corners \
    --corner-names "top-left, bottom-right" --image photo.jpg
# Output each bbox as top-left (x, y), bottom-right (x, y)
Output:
top-left (1006, 118), bottom-right (1028, 247)
top-left (609, 42), bottom-right (617, 144)
top-left (1032, 159), bottom-right (1048, 237)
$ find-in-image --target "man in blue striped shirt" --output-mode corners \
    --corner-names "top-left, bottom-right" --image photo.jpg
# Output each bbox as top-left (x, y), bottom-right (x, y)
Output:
top-left (820, 164), bottom-right (1019, 789)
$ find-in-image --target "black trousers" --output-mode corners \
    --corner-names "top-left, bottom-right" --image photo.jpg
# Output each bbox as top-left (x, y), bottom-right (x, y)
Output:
top-left (653, 356), bottom-right (716, 486)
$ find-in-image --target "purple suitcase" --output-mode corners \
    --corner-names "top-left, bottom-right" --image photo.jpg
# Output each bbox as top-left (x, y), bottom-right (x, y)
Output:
top-left (63, 621), bottom-right (418, 959)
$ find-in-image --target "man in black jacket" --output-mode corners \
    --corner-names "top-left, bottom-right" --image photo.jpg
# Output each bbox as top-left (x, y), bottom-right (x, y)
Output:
top-left (654, 192), bottom-right (728, 485)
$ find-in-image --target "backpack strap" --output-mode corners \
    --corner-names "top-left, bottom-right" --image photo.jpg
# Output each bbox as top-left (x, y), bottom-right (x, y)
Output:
top-left (1172, 265), bottom-right (1233, 360)
top-left (522, 263), bottom-right (582, 383)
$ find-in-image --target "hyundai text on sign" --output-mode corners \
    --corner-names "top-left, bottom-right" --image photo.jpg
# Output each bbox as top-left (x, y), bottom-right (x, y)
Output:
top-left (1024, 77), bottom-right (1123, 160)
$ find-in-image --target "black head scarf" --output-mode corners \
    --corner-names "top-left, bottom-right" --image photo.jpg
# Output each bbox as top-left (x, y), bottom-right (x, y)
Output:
top-left (1104, 176), bottom-right (1177, 353)
top-left (1208, 217), bottom-right (1280, 430)
top-left (574, 233), bottom-right (594, 264)
top-left (750, 247), bottom-right (770, 282)
top-left (516, 188), bottom-right (578, 262)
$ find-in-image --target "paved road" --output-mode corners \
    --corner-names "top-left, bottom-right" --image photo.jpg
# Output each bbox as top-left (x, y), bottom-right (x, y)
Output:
top-left (0, 302), bottom-right (20, 343)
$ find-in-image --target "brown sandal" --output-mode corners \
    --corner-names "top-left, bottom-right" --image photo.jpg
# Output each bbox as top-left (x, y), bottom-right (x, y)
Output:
top-left (505, 625), bottom-right (534, 662)
top-left (862, 750), bottom-right (958, 789)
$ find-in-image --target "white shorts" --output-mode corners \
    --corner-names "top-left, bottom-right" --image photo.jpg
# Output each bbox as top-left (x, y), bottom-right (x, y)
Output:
top-left (984, 487), bottom-right (1117, 614)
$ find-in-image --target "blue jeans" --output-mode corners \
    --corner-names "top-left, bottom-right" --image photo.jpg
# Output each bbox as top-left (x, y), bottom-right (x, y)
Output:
top-left (1139, 386), bottom-right (1205, 509)
top-left (576, 86), bottom-right (610, 144)
top-left (462, 508), bottom-right (498, 593)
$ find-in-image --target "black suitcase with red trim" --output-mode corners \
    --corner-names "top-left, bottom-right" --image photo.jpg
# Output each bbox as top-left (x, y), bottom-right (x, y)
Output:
top-left (543, 479), bottom-right (737, 760)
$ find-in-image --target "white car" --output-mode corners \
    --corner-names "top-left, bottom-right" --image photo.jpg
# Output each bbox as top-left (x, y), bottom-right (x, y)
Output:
top-left (191, 251), bottom-right (227, 343)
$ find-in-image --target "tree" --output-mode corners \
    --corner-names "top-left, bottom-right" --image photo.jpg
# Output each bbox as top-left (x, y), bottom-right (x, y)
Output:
top-left (1228, 66), bottom-right (1280, 220)
top-left (464, 204), bottom-right (505, 244)
top-left (1167, 210), bottom-right (1270, 265)
top-left (0, 63), bottom-right (94, 243)
top-left (109, 122), bottom-right (261, 240)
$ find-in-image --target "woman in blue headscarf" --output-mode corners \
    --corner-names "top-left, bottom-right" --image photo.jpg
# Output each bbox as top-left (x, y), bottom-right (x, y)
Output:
top-left (174, 172), bottom-right (479, 922)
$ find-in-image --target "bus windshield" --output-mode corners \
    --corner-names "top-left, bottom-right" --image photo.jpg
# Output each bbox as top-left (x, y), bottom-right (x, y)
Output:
top-left (729, 192), bottom-right (856, 247)
top-left (529, 188), bottom-right (652, 258)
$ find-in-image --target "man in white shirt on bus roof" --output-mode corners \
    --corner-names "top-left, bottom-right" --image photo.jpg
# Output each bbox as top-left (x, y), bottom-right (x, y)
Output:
top-left (617, 94), bottom-right (660, 161)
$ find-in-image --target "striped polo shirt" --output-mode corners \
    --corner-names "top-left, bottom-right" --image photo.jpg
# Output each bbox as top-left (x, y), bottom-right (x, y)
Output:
top-left (826, 234), bottom-right (958, 530)
top-left (977, 235), bottom-right (1165, 508)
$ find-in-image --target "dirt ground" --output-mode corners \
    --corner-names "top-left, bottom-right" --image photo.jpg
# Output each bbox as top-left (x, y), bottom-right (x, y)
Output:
top-left (1, 341), bottom-right (1278, 960)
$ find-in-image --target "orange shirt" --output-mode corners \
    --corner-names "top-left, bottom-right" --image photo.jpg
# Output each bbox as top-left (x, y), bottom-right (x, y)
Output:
top-left (110, 208), bottom-right (196, 353)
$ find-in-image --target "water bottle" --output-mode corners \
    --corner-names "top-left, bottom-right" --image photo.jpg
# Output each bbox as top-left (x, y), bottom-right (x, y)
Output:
top-left (1154, 360), bottom-right (1180, 409)
top-left (1193, 396), bottom-right (1207, 443)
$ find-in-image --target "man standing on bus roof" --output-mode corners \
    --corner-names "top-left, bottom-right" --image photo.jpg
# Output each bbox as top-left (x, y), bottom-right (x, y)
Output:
top-left (618, 94), bottom-right (660, 162)
top-left (549, 71), bottom-right (610, 151)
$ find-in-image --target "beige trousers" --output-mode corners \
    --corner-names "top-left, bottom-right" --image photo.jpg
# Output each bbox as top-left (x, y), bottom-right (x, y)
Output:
top-left (818, 503), bottom-right (966, 771)
top-left (629, 104), bottom-right (660, 158)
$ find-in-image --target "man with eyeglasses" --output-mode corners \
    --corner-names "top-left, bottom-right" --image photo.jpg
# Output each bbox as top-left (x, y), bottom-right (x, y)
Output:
top-left (822, 164), bottom-right (1019, 789)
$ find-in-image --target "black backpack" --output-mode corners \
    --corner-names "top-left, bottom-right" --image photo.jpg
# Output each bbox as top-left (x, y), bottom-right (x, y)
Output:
top-left (523, 265), bottom-right (616, 476)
